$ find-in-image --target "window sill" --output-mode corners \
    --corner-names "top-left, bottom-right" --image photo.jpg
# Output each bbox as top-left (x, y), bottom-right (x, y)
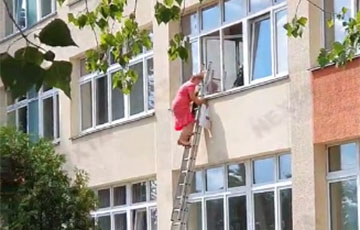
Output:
top-left (70, 111), bottom-right (155, 141)
top-left (309, 55), bottom-right (360, 72)
top-left (0, 12), bottom-right (57, 44)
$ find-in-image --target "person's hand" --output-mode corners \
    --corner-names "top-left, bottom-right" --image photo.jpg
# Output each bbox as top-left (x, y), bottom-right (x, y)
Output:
top-left (201, 98), bottom-right (208, 105)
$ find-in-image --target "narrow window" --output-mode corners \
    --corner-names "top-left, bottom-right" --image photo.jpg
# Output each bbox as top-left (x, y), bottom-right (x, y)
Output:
top-left (254, 192), bottom-right (275, 230)
top-left (330, 180), bottom-right (358, 230)
top-left (43, 97), bottom-right (54, 140)
top-left (280, 189), bottom-right (292, 230)
top-left (328, 143), bottom-right (357, 172)
top-left (251, 16), bottom-right (272, 80)
top-left (132, 209), bottom-right (147, 230)
top-left (206, 167), bottom-right (224, 191)
top-left (227, 163), bottom-right (246, 188)
top-left (253, 157), bottom-right (274, 184)
top-left (29, 100), bottom-right (39, 140)
top-left (182, 41), bottom-right (199, 82)
top-left (129, 62), bottom-right (145, 116)
top-left (5, 0), bottom-right (14, 36)
top-left (98, 215), bottom-right (111, 230)
top-left (250, 0), bottom-right (272, 13)
top-left (80, 82), bottom-right (92, 130)
top-left (276, 10), bottom-right (288, 74)
top-left (182, 13), bottom-right (199, 36)
top-left (27, 0), bottom-right (37, 27)
top-left (223, 0), bottom-right (246, 22)
top-left (55, 94), bottom-right (60, 139)
top-left (114, 186), bottom-right (126, 206)
top-left (132, 182), bottom-right (147, 203)
top-left (111, 73), bottom-right (125, 121)
top-left (150, 208), bottom-right (158, 230)
top-left (95, 76), bottom-right (108, 125)
top-left (188, 202), bottom-right (202, 230)
top-left (147, 58), bottom-right (155, 110)
top-left (15, 0), bottom-right (26, 29)
top-left (150, 180), bottom-right (157, 201)
top-left (201, 5), bottom-right (220, 32)
top-left (228, 196), bottom-right (247, 230)
top-left (206, 199), bottom-right (224, 230)
top-left (41, 0), bottom-right (52, 17)
top-left (279, 154), bottom-right (292, 180)
top-left (98, 188), bottom-right (110, 208)
top-left (18, 106), bottom-right (27, 133)
top-left (190, 170), bottom-right (203, 193)
top-left (114, 213), bottom-right (127, 230)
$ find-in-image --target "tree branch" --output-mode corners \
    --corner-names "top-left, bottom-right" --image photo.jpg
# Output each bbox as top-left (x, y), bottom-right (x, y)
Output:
top-left (295, 0), bottom-right (337, 16)
top-left (84, 0), bottom-right (99, 47)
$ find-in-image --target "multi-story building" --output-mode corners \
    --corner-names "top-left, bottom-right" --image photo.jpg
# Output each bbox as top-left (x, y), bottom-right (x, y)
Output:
top-left (0, 0), bottom-right (359, 229)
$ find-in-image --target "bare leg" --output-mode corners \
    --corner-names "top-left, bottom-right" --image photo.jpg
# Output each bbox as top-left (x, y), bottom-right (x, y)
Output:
top-left (178, 122), bottom-right (194, 147)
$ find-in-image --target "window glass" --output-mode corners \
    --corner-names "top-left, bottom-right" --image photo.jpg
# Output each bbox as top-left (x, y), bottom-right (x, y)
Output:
top-left (276, 10), bottom-right (288, 74)
top-left (28, 87), bottom-right (37, 98)
top-left (5, 0), bottom-right (14, 36)
top-left (56, 95), bottom-right (60, 139)
top-left (183, 41), bottom-right (199, 82)
top-left (27, 0), bottom-right (37, 27)
top-left (330, 180), bottom-right (358, 230)
top-left (114, 213), bottom-right (127, 230)
top-left (15, 0), bottom-right (26, 28)
top-left (190, 170), bottom-right (203, 193)
top-left (251, 17), bottom-right (272, 80)
top-left (329, 143), bottom-right (357, 172)
top-left (29, 100), bottom-right (39, 140)
top-left (224, 0), bottom-right (246, 22)
top-left (275, 0), bottom-right (286, 3)
top-left (7, 111), bottom-right (16, 127)
top-left (80, 82), bottom-right (92, 130)
top-left (150, 180), bottom-right (157, 201)
top-left (111, 74), bottom-right (125, 121)
top-left (130, 62), bottom-right (145, 115)
top-left (150, 208), bottom-right (158, 230)
top-left (182, 13), bottom-right (199, 36)
top-left (279, 154), bottom-right (292, 180)
top-left (132, 209), bottom-right (147, 230)
top-left (41, 0), bottom-right (52, 17)
top-left (206, 167), bottom-right (224, 191)
top-left (18, 106), bottom-right (27, 133)
top-left (132, 182), bottom-right (147, 203)
top-left (188, 202), bottom-right (202, 230)
top-left (114, 186), bottom-right (126, 206)
top-left (202, 31), bottom-right (221, 94)
top-left (43, 97), bottom-right (54, 140)
top-left (206, 199), bottom-right (224, 230)
top-left (280, 189), bottom-right (292, 230)
top-left (98, 189), bottom-right (110, 208)
top-left (254, 192), bottom-right (275, 230)
top-left (98, 215), bottom-right (111, 230)
top-left (253, 157), bottom-right (274, 184)
top-left (147, 58), bottom-right (155, 110)
top-left (229, 196), bottom-right (247, 230)
top-left (223, 23), bottom-right (244, 90)
top-left (250, 0), bottom-right (272, 13)
top-left (201, 5), bottom-right (220, 32)
top-left (228, 163), bottom-right (246, 188)
top-left (96, 76), bottom-right (108, 125)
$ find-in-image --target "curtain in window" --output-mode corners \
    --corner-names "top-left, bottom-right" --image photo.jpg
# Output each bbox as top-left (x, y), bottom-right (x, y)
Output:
top-left (133, 209), bottom-right (147, 230)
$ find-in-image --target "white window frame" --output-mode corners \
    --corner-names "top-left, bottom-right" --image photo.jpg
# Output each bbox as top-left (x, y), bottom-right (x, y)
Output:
top-left (92, 179), bottom-right (157, 230)
top-left (78, 50), bottom-right (154, 134)
top-left (326, 141), bottom-right (360, 230)
top-left (182, 0), bottom-right (288, 95)
top-left (188, 152), bottom-right (292, 230)
top-left (6, 87), bottom-right (60, 143)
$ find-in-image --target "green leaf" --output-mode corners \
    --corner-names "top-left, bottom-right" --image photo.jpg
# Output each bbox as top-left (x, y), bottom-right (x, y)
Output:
top-left (327, 18), bottom-right (334, 28)
top-left (175, 0), bottom-right (183, 5)
top-left (14, 47), bottom-right (44, 65)
top-left (39, 19), bottom-right (78, 47)
top-left (43, 51), bottom-right (56, 61)
top-left (44, 61), bottom-right (72, 98)
top-left (317, 48), bottom-right (330, 67)
top-left (297, 17), bottom-right (308, 26)
top-left (164, 0), bottom-right (174, 6)
top-left (341, 7), bottom-right (348, 15)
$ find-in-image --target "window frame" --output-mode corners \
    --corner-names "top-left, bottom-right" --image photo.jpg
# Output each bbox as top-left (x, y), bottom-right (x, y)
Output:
top-left (78, 50), bottom-right (154, 134)
top-left (188, 153), bottom-right (292, 230)
top-left (6, 87), bottom-right (60, 143)
top-left (326, 141), bottom-right (360, 230)
top-left (182, 0), bottom-right (288, 95)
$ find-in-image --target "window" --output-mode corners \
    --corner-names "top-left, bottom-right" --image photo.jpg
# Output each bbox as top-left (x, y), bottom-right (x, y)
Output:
top-left (188, 153), bottom-right (292, 230)
top-left (79, 50), bottom-right (154, 132)
top-left (327, 142), bottom-right (360, 230)
top-left (4, 0), bottom-right (56, 37)
top-left (182, 1), bottom-right (288, 95)
top-left (93, 179), bottom-right (157, 230)
top-left (6, 87), bottom-right (60, 142)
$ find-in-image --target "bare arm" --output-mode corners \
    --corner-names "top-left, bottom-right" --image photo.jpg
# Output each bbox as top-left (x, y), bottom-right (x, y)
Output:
top-left (189, 91), bottom-right (206, 105)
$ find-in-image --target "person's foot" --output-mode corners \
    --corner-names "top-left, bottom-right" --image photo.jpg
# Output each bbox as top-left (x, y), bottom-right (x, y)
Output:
top-left (177, 139), bottom-right (191, 147)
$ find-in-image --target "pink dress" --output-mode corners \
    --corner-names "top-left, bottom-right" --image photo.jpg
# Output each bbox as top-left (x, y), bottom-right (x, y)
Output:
top-left (172, 81), bottom-right (196, 131)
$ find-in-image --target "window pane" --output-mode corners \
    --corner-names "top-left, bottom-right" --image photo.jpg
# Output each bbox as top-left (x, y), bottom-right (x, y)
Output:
top-left (254, 192), bottom-right (275, 230)
top-left (183, 41), bottom-right (199, 82)
top-left (206, 167), bottom-right (224, 191)
top-left (98, 189), bottom-right (110, 208)
top-left (251, 17), bottom-right (272, 80)
top-left (253, 157), bottom-right (274, 184)
top-left (132, 209), bottom-right (147, 230)
top-left (29, 100), bottom-right (39, 141)
top-left (5, 0), bottom-right (14, 35)
top-left (147, 58), bottom-right (155, 110)
top-left (223, 23), bottom-right (244, 90)
top-left (276, 10), bottom-right (288, 74)
top-left (150, 180), bottom-right (157, 201)
top-left (28, 86), bottom-right (37, 98)
top-left (132, 182), bottom-right (146, 203)
top-left (188, 202), bottom-right (202, 230)
top-left (98, 215), bottom-right (111, 230)
top-left (56, 94), bottom-right (60, 139)
top-left (330, 180), bottom-right (358, 230)
top-left (224, 0), bottom-right (246, 22)
top-left (27, 0), bottom-right (37, 27)
top-left (182, 13), bottom-right (199, 36)
top-left (151, 208), bottom-right (158, 230)
top-left (111, 74), bottom-right (125, 121)
top-left (130, 62), bottom-right (144, 115)
top-left (7, 111), bottom-right (16, 128)
top-left (201, 5), bottom-right (220, 32)
top-left (279, 154), bottom-right (292, 180)
top-left (229, 196), bottom-right (247, 230)
top-left (280, 189), bottom-right (292, 230)
top-left (202, 31), bottom-right (221, 94)
top-left (329, 143), bottom-right (357, 172)
top-left (43, 97), bottom-right (54, 140)
top-left (190, 170), bottom-right (203, 193)
top-left (114, 186), bottom-right (126, 206)
top-left (228, 163), bottom-right (246, 188)
top-left (96, 76), bottom-right (108, 125)
top-left (114, 213), bottom-right (127, 230)
top-left (206, 199), bottom-right (224, 230)
top-left (250, 0), bottom-right (272, 13)
top-left (41, 0), bottom-right (52, 17)
top-left (18, 106), bottom-right (27, 133)
top-left (80, 82), bottom-right (92, 130)
top-left (15, 0), bottom-right (26, 28)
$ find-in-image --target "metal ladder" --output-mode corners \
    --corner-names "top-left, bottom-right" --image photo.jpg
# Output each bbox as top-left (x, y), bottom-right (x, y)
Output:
top-left (170, 64), bottom-right (211, 230)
